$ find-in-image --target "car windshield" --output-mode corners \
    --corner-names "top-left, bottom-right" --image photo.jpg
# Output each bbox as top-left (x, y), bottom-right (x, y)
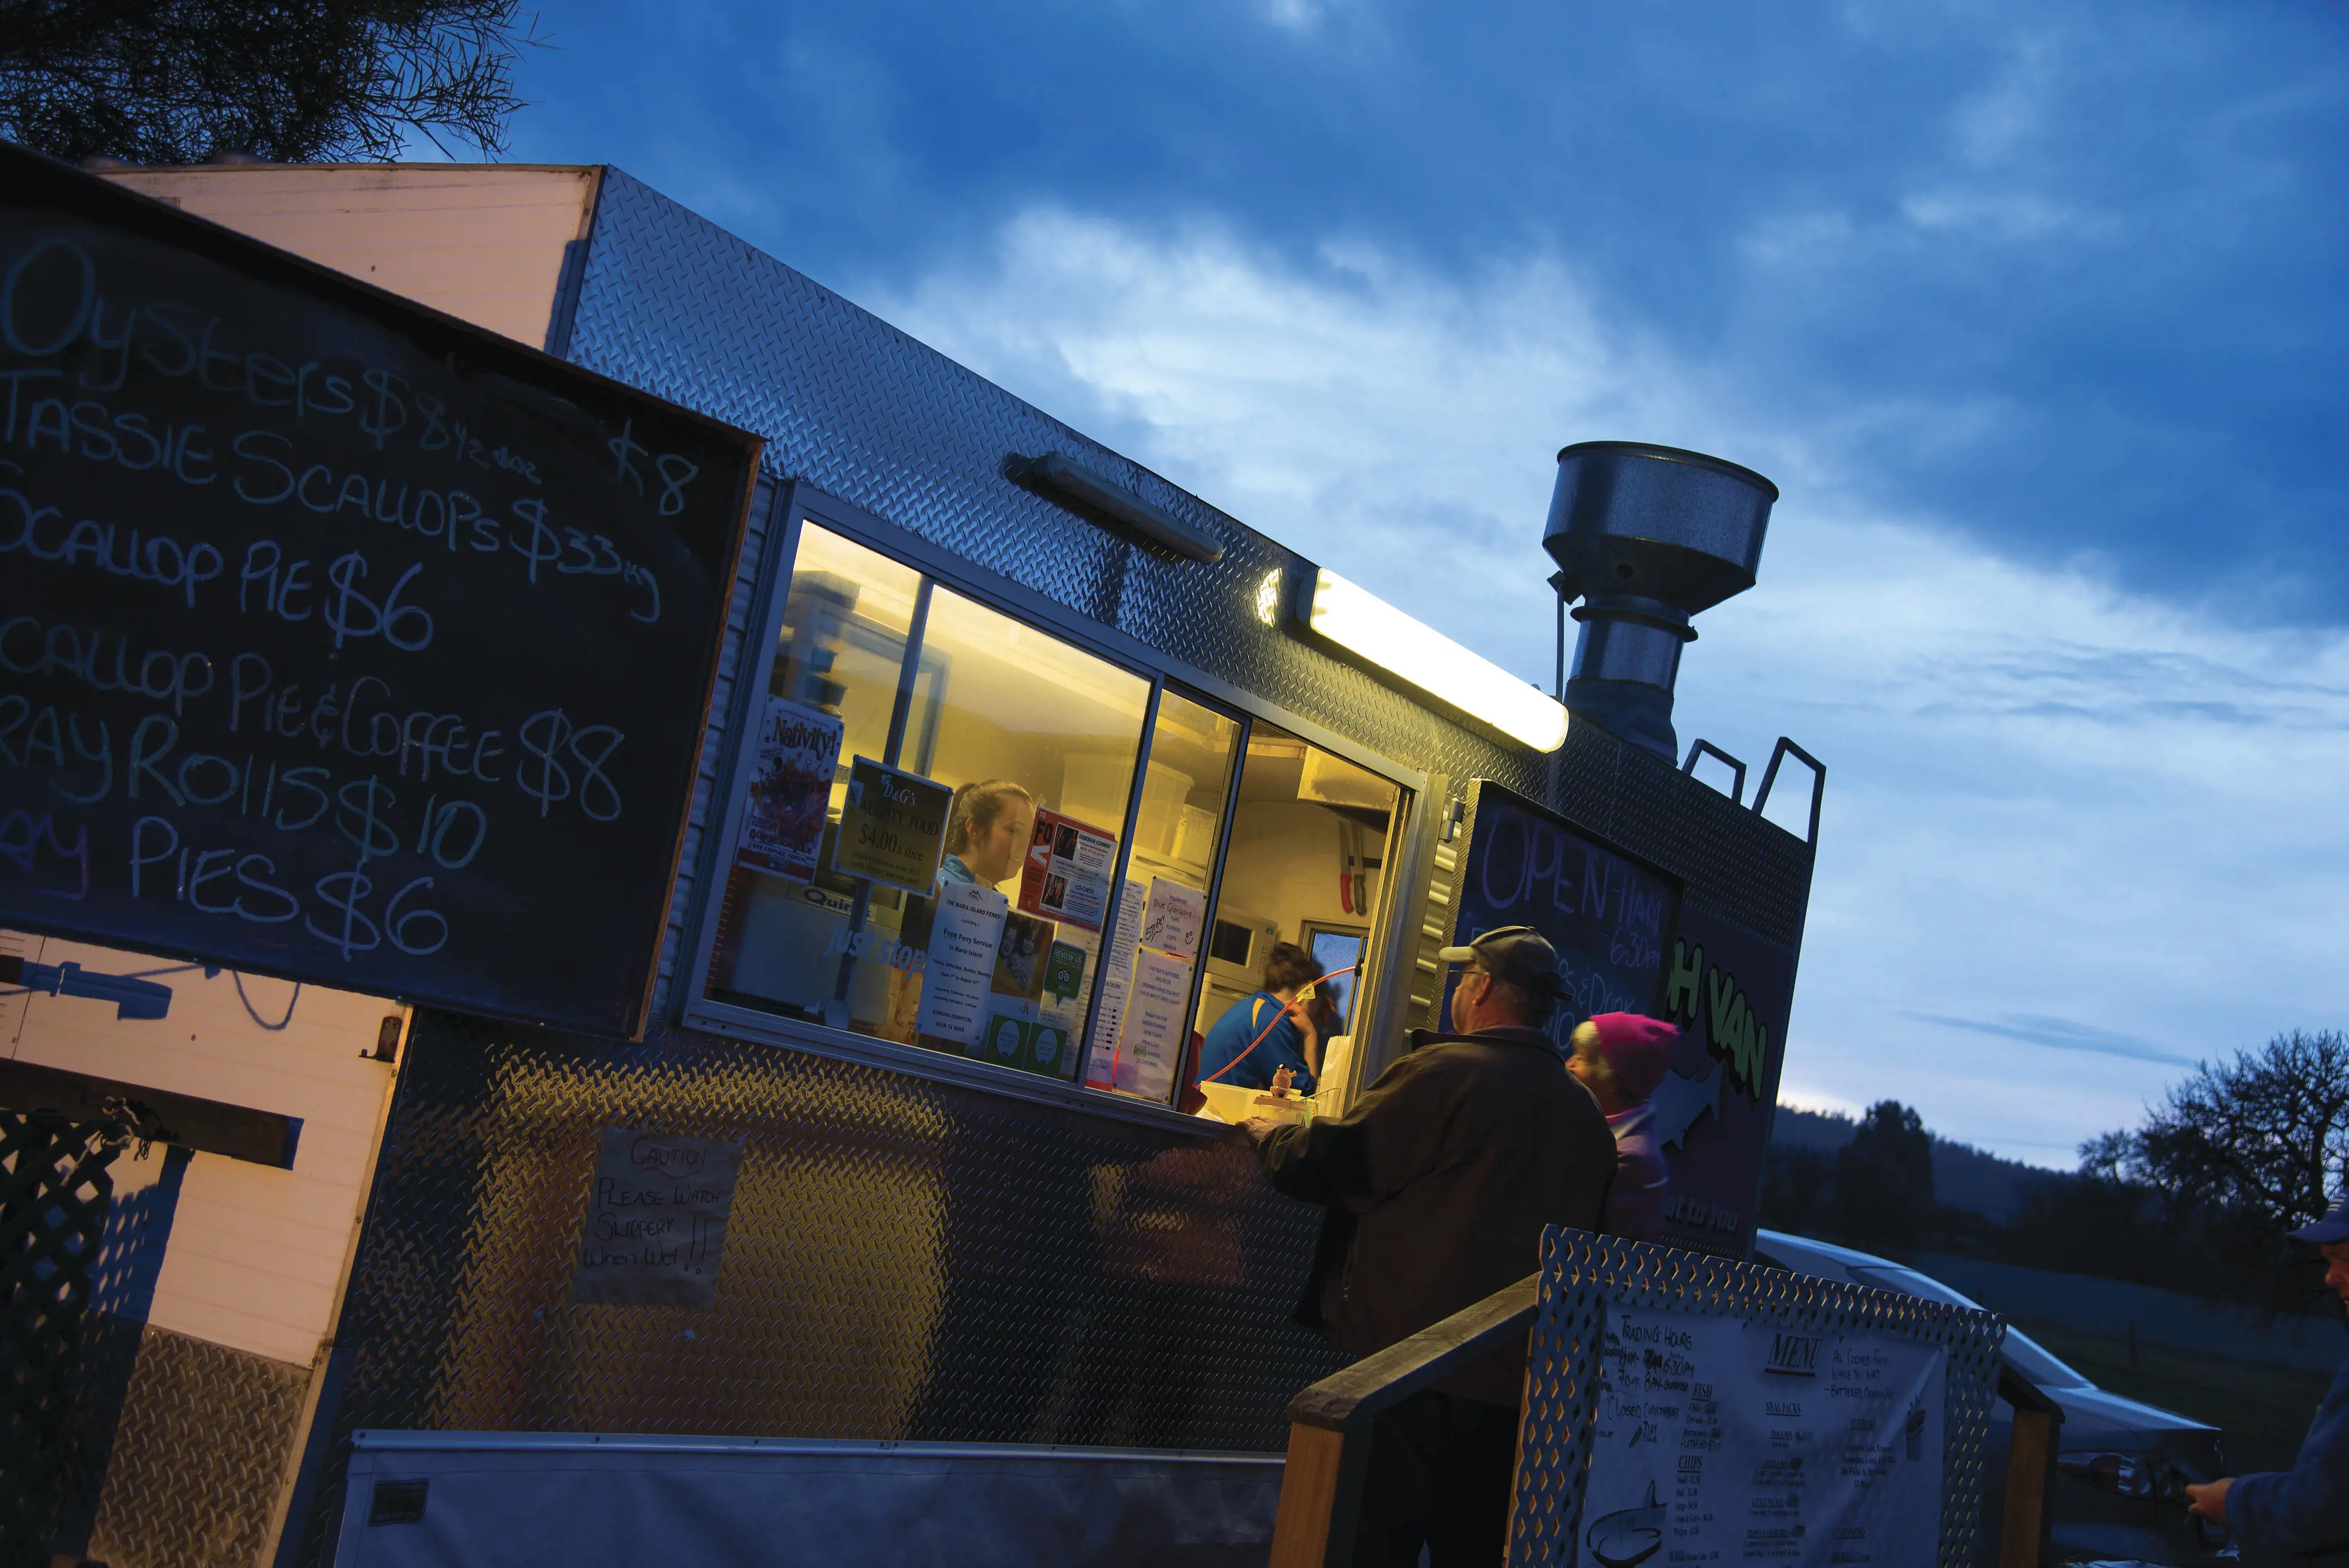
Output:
top-left (1846, 1264), bottom-right (2094, 1390)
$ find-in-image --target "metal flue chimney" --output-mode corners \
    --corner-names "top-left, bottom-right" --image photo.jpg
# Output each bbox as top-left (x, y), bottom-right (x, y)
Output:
top-left (1545, 442), bottom-right (1778, 762)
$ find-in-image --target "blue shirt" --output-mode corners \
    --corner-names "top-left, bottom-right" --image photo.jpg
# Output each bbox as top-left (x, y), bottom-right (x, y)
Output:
top-left (1197, 991), bottom-right (1315, 1094)
top-left (937, 853), bottom-right (977, 886)
top-left (2234, 1349), bottom-right (2349, 1564)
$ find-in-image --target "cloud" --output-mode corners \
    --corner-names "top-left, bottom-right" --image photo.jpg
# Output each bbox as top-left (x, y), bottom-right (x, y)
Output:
top-left (877, 207), bottom-right (2349, 1166)
top-left (1256, 0), bottom-right (1351, 30)
top-left (1903, 1012), bottom-right (2196, 1067)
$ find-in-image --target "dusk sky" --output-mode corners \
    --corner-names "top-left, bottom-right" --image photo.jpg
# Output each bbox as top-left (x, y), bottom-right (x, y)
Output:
top-left (502, 1), bottom-right (2349, 1165)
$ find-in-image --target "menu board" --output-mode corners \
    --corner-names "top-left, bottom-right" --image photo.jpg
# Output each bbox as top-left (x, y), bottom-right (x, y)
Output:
top-left (1438, 781), bottom-right (1679, 1052)
top-left (1581, 1305), bottom-right (1945, 1568)
top-left (0, 147), bottom-right (761, 1036)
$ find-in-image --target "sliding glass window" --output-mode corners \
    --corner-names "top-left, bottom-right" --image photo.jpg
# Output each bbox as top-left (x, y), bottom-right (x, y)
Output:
top-left (696, 509), bottom-right (1415, 1116)
top-left (701, 519), bottom-right (1156, 1083)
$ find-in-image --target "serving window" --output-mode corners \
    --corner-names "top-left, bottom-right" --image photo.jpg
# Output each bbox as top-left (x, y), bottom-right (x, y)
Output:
top-left (690, 500), bottom-right (1415, 1115)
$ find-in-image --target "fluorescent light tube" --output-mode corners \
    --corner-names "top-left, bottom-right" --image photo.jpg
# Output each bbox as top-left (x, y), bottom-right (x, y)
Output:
top-left (1306, 568), bottom-right (1569, 753)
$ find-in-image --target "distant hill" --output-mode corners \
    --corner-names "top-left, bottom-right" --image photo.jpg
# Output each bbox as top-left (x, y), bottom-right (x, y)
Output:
top-left (1771, 1106), bottom-right (2054, 1224)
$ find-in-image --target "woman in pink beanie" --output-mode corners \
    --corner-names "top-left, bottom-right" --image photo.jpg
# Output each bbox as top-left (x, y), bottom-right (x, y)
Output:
top-left (1565, 1011), bottom-right (1681, 1243)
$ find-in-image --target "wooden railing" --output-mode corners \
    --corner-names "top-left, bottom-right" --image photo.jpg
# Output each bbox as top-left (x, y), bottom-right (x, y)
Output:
top-left (1267, 1275), bottom-right (1540, 1567)
top-left (1268, 1272), bottom-right (2064, 1568)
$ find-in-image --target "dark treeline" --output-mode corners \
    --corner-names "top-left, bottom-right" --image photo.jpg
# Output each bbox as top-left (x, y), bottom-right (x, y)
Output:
top-left (1763, 1030), bottom-right (2349, 1320)
top-left (1, 1), bottom-right (537, 166)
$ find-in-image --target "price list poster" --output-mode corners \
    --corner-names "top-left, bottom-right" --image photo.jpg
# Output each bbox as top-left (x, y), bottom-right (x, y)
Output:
top-left (0, 147), bottom-right (760, 1037)
top-left (1578, 1307), bottom-right (1945, 1568)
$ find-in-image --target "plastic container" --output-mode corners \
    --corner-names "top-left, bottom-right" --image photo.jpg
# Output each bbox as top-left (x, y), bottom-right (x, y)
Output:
top-left (1133, 762), bottom-right (1192, 858)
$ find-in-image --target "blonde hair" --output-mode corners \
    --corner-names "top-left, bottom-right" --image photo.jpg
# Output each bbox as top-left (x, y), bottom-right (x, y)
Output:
top-left (946, 779), bottom-right (1034, 853)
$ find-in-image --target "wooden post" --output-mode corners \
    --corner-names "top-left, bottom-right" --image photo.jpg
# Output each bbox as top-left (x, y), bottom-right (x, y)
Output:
top-left (1269, 1424), bottom-right (1349, 1568)
top-left (1267, 1274), bottom-right (1540, 1568)
top-left (1998, 1365), bottom-right (2065, 1568)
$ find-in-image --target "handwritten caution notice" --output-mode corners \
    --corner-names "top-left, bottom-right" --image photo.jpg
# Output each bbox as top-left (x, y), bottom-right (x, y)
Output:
top-left (572, 1129), bottom-right (744, 1308)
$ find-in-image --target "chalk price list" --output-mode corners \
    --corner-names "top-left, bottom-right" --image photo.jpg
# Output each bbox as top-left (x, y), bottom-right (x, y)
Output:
top-left (0, 215), bottom-right (744, 1018)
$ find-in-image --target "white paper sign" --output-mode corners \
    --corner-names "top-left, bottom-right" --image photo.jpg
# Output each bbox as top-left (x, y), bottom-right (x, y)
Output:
top-left (917, 881), bottom-right (1008, 1047)
top-left (1109, 947), bottom-right (1193, 1100)
top-left (1578, 1305), bottom-right (1945, 1568)
top-left (1084, 879), bottom-right (1150, 1088)
top-left (571, 1130), bottom-right (744, 1308)
top-left (1140, 877), bottom-right (1207, 962)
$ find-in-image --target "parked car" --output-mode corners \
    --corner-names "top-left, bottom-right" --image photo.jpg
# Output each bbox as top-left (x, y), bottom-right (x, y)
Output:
top-left (1756, 1229), bottom-right (2228, 1566)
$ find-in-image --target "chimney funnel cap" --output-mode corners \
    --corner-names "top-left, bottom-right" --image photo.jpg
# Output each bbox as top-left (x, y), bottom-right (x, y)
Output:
top-left (1545, 441), bottom-right (1777, 615)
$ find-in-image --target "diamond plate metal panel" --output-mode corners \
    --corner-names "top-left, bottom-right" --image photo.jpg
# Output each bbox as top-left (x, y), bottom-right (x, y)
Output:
top-left (291, 1010), bottom-right (1348, 1565)
top-left (84, 1324), bottom-right (310, 1568)
top-left (1511, 1229), bottom-right (2004, 1568)
top-left (562, 171), bottom-right (1814, 951)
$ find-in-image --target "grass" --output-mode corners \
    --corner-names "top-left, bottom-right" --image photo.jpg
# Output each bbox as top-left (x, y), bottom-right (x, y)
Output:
top-left (2014, 1316), bottom-right (2336, 1474)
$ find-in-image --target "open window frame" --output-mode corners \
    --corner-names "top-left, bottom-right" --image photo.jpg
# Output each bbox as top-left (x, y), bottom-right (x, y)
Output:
top-left (676, 481), bottom-right (1431, 1133)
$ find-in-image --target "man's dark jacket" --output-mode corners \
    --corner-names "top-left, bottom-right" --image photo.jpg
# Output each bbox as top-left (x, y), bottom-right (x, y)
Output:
top-left (1256, 1023), bottom-right (1616, 1406)
top-left (2233, 1351), bottom-right (2349, 1565)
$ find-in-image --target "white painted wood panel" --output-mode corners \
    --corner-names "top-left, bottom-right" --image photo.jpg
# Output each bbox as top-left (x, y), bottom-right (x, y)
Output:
top-left (99, 164), bottom-right (600, 348)
top-left (6, 931), bottom-right (398, 1365)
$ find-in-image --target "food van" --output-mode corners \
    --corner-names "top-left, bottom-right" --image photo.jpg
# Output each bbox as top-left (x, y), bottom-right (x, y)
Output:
top-left (6, 158), bottom-right (1820, 1567)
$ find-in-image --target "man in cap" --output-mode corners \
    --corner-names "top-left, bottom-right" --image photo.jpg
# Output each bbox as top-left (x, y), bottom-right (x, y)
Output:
top-left (2186, 1196), bottom-right (2349, 1564)
top-left (1243, 924), bottom-right (1617, 1567)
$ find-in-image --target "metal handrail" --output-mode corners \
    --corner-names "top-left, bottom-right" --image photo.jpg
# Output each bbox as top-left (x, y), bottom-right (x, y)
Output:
top-left (1267, 1274), bottom-right (2063, 1568)
top-left (1751, 736), bottom-right (1826, 847)
top-left (1681, 737), bottom-right (1749, 804)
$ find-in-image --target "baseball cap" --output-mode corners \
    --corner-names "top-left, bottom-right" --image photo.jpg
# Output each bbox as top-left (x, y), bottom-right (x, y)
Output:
top-left (1437, 925), bottom-right (1563, 999)
top-left (2290, 1195), bottom-right (2349, 1245)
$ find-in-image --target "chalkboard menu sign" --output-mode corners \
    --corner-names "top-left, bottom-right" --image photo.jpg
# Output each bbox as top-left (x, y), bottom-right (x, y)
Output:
top-left (1433, 780), bottom-right (1680, 1052)
top-left (0, 147), bottom-right (761, 1036)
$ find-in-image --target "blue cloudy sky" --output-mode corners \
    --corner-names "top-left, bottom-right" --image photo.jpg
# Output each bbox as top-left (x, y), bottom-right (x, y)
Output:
top-left (501, 0), bottom-right (2349, 1164)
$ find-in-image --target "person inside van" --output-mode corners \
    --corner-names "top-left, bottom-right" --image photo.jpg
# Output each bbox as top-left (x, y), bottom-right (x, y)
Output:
top-left (938, 779), bottom-right (1035, 889)
top-left (1196, 941), bottom-right (1324, 1094)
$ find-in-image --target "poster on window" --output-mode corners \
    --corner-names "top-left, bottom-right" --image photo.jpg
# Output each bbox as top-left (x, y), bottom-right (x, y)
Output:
top-left (1107, 946), bottom-right (1192, 1101)
top-left (991, 911), bottom-right (1055, 1003)
top-left (1140, 877), bottom-right (1207, 962)
top-left (917, 881), bottom-right (1008, 1047)
top-left (1019, 808), bottom-right (1116, 931)
top-left (732, 698), bottom-right (843, 881)
top-left (834, 756), bottom-right (953, 895)
top-left (1578, 1305), bottom-right (1945, 1568)
top-left (1084, 879), bottom-right (1149, 1090)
